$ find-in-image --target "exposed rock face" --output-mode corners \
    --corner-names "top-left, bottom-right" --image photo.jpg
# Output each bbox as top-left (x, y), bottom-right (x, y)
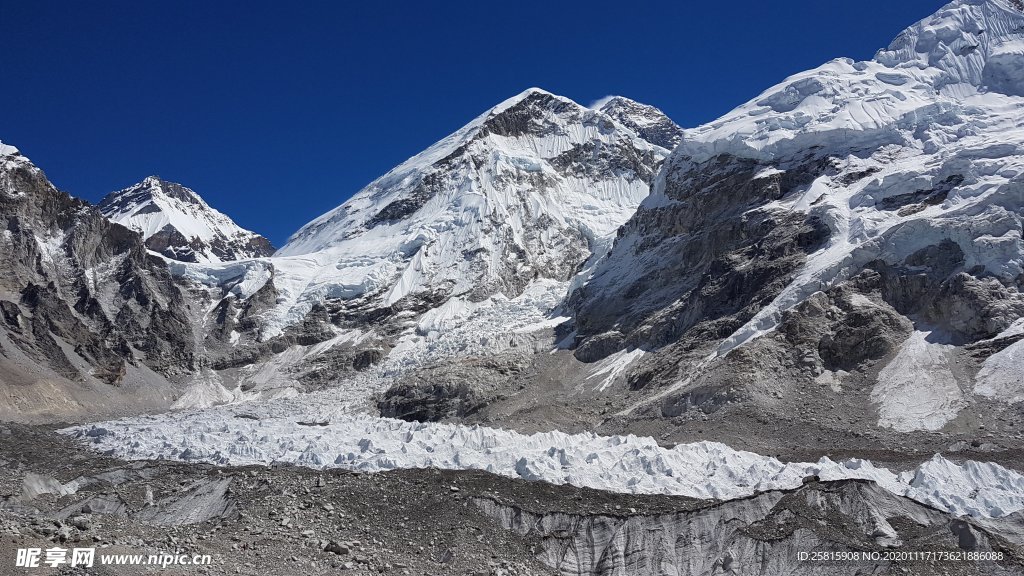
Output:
top-left (99, 176), bottom-right (274, 263)
top-left (378, 356), bottom-right (530, 422)
top-left (597, 96), bottom-right (684, 150)
top-left (571, 155), bottom-right (832, 360)
top-left (478, 479), bottom-right (1024, 576)
top-left (0, 146), bottom-right (197, 421)
top-left (777, 275), bottom-right (914, 373)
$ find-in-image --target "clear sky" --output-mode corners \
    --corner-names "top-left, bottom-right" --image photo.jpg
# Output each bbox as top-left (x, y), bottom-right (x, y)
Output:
top-left (2, 0), bottom-right (942, 247)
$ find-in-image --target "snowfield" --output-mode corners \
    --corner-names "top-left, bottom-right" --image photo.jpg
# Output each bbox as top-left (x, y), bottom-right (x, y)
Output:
top-left (68, 410), bottom-right (1024, 520)
top-left (872, 330), bottom-right (966, 432)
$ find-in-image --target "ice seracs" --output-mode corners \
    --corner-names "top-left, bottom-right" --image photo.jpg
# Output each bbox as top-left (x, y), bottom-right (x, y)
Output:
top-left (876, 0), bottom-right (1024, 94)
top-left (68, 410), bottom-right (1024, 520)
top-left (99, 176), bottom-right (275, 263)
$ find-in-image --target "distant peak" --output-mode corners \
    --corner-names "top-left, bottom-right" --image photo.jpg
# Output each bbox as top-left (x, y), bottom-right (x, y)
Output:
top-left (595, 96), bottom-right (655, 114)
top-left (138, 176), bottom-right (203, 205)
top-left (590, 95), bottom-right (627, 110)
top-left (99, 177), bottom-right (205, 215)
top-left (519, 86), bottom-right (554, 97)
top-left (99, 176), bottom-right (274, 262)
top-left (594, 96), bottom-right (683, 150)
top-left (510, 86), bottom-right (557, 101)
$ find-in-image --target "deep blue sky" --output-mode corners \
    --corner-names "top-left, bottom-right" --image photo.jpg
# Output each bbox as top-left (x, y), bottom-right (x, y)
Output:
top-left (2, 0), bottom-right (941, 246)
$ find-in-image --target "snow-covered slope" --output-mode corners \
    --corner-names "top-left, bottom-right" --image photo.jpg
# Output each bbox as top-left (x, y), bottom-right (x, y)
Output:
top-left (580, 0), bottom-right (1024, 352)
top-left (703, 0), bottom-right (1024, 353)
top-left (99, 176), bottom-right (274, 263)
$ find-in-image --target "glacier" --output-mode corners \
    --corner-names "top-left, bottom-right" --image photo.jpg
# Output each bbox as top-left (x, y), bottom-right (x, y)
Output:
top-left (69, 409), bottom-right (1024, 520)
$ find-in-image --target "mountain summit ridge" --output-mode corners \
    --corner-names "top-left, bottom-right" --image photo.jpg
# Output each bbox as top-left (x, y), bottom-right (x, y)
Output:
top-left (279, 87), bottom-right (676, 256)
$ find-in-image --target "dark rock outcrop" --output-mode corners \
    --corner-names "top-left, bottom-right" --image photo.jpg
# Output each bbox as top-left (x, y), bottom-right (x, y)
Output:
top-left (571, 155), bottom-right (832, 361)
top-left (0, 149), bottom-right (196, 404)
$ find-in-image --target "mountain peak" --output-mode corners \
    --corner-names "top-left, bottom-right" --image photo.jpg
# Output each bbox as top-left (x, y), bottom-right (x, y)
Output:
top-left (0, 140), bottom-right (31, 174)
top-left (474, 89), bottom-right (593, 141)
top-left (488, 87), bottom-right (560, 113)
top-left (99, 178), bottom-right (274, 263)
top-left (596, 96), bottom-right (683, 150)
top-left (280, 88), bottom-right (677, 257)
top-left (134, 175), bottom-right (205, 206)
top-left (270, 88), bottom-right (676, 337)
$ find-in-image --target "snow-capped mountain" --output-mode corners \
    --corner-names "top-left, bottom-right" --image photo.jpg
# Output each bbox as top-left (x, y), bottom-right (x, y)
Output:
top-left (572, 0), bottom-right (1024, 434)
top-left (239, 88), bottom-right (676, 334)
top-left (99, 176), bottom-right (274, 263)
top-left (148, 88), bottom-right (680, 401)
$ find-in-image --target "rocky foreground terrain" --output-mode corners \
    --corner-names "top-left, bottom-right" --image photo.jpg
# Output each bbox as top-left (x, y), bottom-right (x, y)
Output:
top-left (3, 424), bottom-right (1024, 576)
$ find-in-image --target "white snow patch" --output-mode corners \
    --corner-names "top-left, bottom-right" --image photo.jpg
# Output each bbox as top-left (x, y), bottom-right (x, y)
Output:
top-left (754, 166), bottom-right (784, 179)
top-left (975, 338), bottom-right (1024, 403)
top-left (872, 330), bottom-right (965, 432)
top-left (172, 370), bottom-right (240, 410)
top-left (585, 348), bottom-right (646, 391)
top-left (993, 318), bottom-right (1024, 340)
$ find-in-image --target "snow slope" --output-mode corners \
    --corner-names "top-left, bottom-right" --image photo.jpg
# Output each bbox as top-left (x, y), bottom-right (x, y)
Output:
top-left (99, 176), bottom-right (274, 263)
top-left (70, 409), bottom-right (1024, 519)
top-left (872, 330), bottom-right (966, 431)
top-left (975, 319), bottom-right (1024, 402)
